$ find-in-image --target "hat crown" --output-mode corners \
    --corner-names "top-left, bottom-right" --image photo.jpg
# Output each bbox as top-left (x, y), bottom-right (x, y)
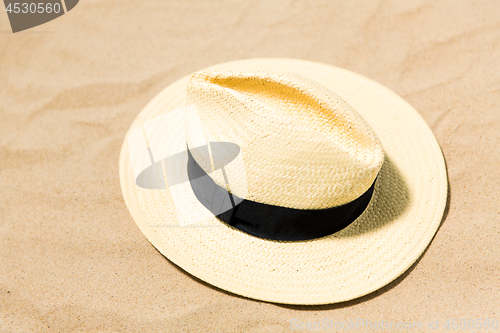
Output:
top-left (186, 70), bottom-right (384, 209)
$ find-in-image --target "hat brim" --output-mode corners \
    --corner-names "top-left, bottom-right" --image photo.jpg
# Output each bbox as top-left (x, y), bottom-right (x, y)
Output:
top-left (119, 58), bottom-right (448, 305)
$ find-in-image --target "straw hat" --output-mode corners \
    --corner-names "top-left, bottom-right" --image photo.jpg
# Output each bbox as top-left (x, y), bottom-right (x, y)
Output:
top-left (119, 58), bottom-right (447, 305)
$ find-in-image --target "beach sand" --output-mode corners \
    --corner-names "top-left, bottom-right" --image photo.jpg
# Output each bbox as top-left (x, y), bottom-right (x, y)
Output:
top-left (1, 0), bottom-right (499, 331)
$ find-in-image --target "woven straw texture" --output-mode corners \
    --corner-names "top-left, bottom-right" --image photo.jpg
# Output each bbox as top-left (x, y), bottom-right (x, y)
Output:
top-left (187, 71), bottom-right (384, 208)
top-left (119, 58), bottom-right (447, 305)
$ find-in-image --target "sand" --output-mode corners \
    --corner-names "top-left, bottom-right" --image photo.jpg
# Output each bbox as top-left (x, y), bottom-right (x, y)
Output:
top-left (1, 0), bottom-right (499, 332)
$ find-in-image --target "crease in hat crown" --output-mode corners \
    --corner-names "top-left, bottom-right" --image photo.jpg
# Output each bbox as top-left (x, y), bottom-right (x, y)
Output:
top-left (185, 70), bottom-right (385, 210)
